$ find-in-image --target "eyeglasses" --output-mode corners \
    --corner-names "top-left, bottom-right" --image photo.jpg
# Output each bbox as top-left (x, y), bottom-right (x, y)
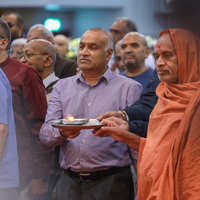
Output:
top-left (0, 35), bottom-right (5, 39)
top-left (19, 52), bottom-right (49, 60)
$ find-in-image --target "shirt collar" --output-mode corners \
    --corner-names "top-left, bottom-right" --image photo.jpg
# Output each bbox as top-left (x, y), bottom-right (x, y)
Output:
top-left (43, 72), bottom-right (59, 88)
top-left (75, 67), bottom-right (114, 85)
top-left (0, 56), bottom-right (11, 68)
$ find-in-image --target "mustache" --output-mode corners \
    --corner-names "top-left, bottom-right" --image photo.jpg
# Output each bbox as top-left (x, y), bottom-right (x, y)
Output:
top-left (79, 56), bottom-right (90, 60)
top-left (123, 53), bottom-right (136, 61)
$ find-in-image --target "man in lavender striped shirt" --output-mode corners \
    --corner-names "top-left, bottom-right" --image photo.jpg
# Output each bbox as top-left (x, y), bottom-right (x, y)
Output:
top-left (40, 28), bottom-right (142, 200)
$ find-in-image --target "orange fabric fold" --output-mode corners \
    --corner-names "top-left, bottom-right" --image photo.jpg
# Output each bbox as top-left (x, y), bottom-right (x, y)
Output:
top-left (137, 29), bottom-right (200, 200)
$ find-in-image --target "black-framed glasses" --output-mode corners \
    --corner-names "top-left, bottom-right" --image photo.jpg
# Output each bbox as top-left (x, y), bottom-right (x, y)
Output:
top-left (0, 35), bottom-right (5, 39)
top-left (19, 52), bottom-right (49, 60)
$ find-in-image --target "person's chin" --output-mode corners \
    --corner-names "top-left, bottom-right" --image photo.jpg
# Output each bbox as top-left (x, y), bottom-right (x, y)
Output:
top-left (79, 65), bottom-right (91, 71)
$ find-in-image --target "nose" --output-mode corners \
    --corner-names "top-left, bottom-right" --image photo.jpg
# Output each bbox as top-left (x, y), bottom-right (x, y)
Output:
top-left (20, 56), bottom-right (27, 63)
top-left (79, 47), bottom-right (89, 56)
top-left (156, 56), bottom-right (165, 68)
top-left (123, 45), bottom-right (132, 54)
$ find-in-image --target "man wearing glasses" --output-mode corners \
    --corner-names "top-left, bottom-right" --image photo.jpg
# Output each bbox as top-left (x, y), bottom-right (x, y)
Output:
top-left (20, 39), bottom-right (59, 103)
top-left (0, 19), bottom-right (52, 199)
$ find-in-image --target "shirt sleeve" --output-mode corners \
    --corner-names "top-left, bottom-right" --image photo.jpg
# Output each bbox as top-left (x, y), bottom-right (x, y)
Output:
top-left (0, 79), bottom-right (7, 125)
top-left (22, 68), bottom-right (53, 181)
top-left (40, 80), bottom-right (67, 146)
top-left (124, 70), bottom-right (160, 122)
top-left (126, 81), bottom-right (143, 107)
top-left (128, 121), bottom-right (148, 138)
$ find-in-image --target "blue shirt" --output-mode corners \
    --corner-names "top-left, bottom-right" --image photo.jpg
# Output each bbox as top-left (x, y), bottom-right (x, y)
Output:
top-left (0, 69), bottom-right (19, 188)
top-left (40, 68), bottom-right (142, 172)
top-left (121, 67), bottom-right (154, 89)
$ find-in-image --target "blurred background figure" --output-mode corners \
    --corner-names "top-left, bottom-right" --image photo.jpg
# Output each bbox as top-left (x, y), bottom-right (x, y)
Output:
top-left (1, 11), bottom-right (24, 42)
top-left (120, 32), bottom-right (154, 89)
top-left (21, 39), bottom-right (58, 103)
top-left (27, 24), bottom-right (77, 79)
top-left (9, 38), bottom-right (27, 60)
top-left (54, 34), bottom-right (70, 58)
top-left (111, 40), bottom-right (125, 73)
top-left (109, 17), bottom-right (156, 71)
top-left (110, 17), bottom-right (138, 46)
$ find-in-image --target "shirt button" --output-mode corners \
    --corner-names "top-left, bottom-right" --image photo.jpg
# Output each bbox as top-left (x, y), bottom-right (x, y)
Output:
top-left (88, 103), bottom-right (90, 106)
top-left (82, 159), bottom-right (85, 162)
top-left (83, 139), bottom-right (86, 143)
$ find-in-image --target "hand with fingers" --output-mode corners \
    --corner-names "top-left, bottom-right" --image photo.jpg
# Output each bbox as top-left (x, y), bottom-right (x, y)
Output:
top-left (93, 117), bottom-right (129, 138)
top-left (97, 111), bottom-right (124, 122)
top-left (93, 117), bottom-right (140, 151)
top-left (60, 129), bottom-right (81, 138)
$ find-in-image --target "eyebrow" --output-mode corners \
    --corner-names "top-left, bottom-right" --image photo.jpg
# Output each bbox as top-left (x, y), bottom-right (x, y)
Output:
top-left (80, 42), bottom-right (99, 46)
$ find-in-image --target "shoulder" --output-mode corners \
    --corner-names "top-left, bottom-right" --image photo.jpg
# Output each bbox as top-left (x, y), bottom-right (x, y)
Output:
top-left (8, 59), bottom-right (37, 74)
top-left (0, 70), bottom-right (9, 90)
top-left (56, 55), bottom-right (77, 67)
top-left (54, 75), bottom-right (77, 88)
top-left (112, 72), bottom-right (142, 87)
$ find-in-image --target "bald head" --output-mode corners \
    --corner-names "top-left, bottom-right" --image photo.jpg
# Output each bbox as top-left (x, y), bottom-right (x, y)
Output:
top-left (54, 34), bottom-right (69, 57)
top-left (86, 28), bottom-right (114, 50)
top-left (21, 39), bottom-right (56, 79)
top-left (27, 24), bottom-right (54, 44)
top-left (121, 31), bottom-right (151, 70)
top-left (122, 32), bottom-right (148, 47)
top-left (29, 39), bottom-right (56, 64)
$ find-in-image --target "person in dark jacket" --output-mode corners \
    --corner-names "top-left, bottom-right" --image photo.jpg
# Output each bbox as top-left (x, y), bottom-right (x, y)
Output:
top-left (97, 69), bottom-right (160, 137)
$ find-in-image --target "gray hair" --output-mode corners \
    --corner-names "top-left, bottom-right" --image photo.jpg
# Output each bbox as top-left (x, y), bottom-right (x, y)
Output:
top-left (29, 24), bottom-right (54, 43)
top-left (11, 38), bottom-right (27, 47)
top-left (87, 27), bottom-right (114, 50)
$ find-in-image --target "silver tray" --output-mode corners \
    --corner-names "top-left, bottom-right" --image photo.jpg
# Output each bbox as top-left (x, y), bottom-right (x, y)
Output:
top-left (62, 118), bottom-right (89, 125)
top-left (48, 119), bottom-right (104, 130)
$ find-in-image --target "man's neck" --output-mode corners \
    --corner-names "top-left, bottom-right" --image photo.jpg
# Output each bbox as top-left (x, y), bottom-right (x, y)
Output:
top-left (125, 63), bottom-right (148, 77)
top-left (0, 51), bottom-right (8, 64)
top-left (40, 69), bottom-right (54, 80)
top-left (82, 68), bottom-right (107, 85)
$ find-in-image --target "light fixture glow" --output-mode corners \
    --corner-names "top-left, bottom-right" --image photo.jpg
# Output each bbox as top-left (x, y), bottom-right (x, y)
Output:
top-left (44, 18), bottom-right (62, 32)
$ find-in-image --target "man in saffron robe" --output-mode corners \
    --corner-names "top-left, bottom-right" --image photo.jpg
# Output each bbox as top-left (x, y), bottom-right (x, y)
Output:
top-left (94, 29), bottom-right (200, 200)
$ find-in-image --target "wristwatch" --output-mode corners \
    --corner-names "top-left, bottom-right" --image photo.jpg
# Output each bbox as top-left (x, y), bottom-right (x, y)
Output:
top-left (118, 111), bottom-right (127, 121)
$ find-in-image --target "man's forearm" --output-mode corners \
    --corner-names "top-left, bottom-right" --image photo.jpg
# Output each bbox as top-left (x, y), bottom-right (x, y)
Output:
top-left (119, 130), bottom-right (140, 152)
top-left (0, 124), bottom-right (9, 163)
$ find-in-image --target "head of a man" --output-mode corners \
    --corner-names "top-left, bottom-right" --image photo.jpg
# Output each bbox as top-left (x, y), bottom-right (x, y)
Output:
top-left (114, 40), bottom-right (125, 72)
top-left (0, 19), bottom-right (11, 53)
top-left (121, 32), bottom-right (151, 70)
top-left (20, 39), bottom-right (56, 80)
top-left (1, 11), bottom-right (23, 42)
top-left (9, 38), bottom-right (27, 60)
top-left (27, 24), bottom-right (54, 44)
top-left (54, 34), bottom-right (69, 58)
top-left (77, 28), bottom-right (113, 75)
top-left (154, 32), bottom-right (179, 84)
top-left (110, 17), bottom-right (137, 45)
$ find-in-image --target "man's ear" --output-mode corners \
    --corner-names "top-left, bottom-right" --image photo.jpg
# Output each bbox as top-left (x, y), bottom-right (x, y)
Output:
top-left (18, 24), bottom-right (24, 37)
top-left (0, 38), bottom-right (9, 50)
top-left (144, 47), bottom-right (151, 59)
top-left (44, 55), bottom-right (53, 67)
top-left (106, 49), bottom-right (113, 60)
